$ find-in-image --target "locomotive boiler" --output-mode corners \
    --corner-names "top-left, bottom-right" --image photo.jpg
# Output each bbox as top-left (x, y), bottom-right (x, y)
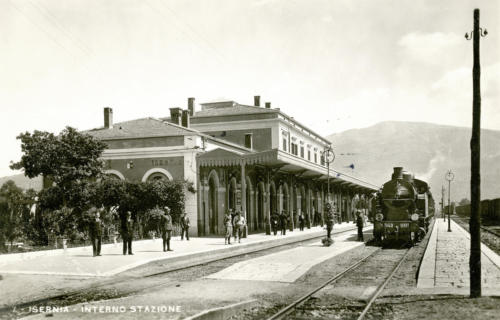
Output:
top-left (373, 167), bottom-right (435, 245)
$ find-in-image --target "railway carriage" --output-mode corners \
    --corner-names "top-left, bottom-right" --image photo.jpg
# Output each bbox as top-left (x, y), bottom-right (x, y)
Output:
top-left (373, 167), bottom-right (434, 245)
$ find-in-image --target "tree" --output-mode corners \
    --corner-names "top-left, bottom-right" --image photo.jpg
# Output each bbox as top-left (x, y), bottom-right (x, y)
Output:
top-left (10, 127), bottom-right (107, 242)
top-left (10, 126), bottom-right (107, 206)
top-left (459, 198), bottom-right (471, 206)
top-left (0, 181), bottom-right (32, 252)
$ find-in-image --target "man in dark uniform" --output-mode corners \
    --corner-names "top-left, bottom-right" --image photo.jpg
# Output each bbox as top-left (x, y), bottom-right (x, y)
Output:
top-left (160, 206), bottom-right (173, 251)
top-left (121, 211), bottom-right (134, 255)
top-left (271, 211), bottom-right (279, 235)
top-left (180, 212), bottom-right (190, 241)
top-left (88, 207), bottom-right (103, 257)
top-left (280, 210), bottom-right (288, 235)
top-left (298, 211), bottom-right (305, 231)
top-left (356, 209), bottom-right (364, 242)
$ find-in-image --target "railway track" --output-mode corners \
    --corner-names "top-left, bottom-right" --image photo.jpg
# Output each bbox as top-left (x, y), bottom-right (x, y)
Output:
top-left (452, 217), bottom-right (500, 255)
top-left (0, 227), bottom-right (360, 319)
top-left (267, 246), bottom-right (411, 320)
top-left (481, 225), bottom-right (500, 238)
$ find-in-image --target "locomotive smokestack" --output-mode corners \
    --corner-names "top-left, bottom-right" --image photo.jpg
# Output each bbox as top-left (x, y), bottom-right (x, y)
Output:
top-left (392, 167), bottom-right (403, 180)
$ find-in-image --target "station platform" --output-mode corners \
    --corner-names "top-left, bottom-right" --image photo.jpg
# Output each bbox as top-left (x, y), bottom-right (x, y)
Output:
top-left (417, 218), bottom-right (500, 295)
top-left (0, 223), bottom-right (360, 278)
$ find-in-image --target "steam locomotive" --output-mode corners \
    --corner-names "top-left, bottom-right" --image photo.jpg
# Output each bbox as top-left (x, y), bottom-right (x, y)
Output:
top-left (373, 167), bottom-right (435, 245)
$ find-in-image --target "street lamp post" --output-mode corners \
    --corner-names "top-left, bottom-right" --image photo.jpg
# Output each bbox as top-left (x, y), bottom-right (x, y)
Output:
top-left (324, 146), bottom-right (335, 203)
top-left (442, 185), bottom-right (445, 222)
top-left (445, 170), bottom-right (454, 232)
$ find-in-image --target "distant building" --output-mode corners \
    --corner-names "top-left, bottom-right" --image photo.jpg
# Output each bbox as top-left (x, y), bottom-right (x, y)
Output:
top-left (87, 96), bottom-right (378, 236)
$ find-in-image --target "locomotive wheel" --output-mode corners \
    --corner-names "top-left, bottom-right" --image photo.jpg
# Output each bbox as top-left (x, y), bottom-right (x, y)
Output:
top-left (418, 227), bottom-right (426, 241)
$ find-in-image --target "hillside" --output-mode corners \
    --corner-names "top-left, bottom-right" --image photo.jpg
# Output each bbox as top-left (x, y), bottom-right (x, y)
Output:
top-left (327, 121), bottom-right (500, 202)
top-left (0, 173), bottom-right (43, 191)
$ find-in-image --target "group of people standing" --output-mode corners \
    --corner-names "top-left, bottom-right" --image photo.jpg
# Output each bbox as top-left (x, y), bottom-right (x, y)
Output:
top-left (86, 205), bottom-right (191, 257)
top-left (270, 211), bottom-right (291, 235)
top-left (223, 209), bottom-right (246, 244)
top-left (87, 203), bottom-right (366, 257)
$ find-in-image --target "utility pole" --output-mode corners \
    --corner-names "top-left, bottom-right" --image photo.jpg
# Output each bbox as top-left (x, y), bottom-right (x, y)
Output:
top-left (441, 185), bottom-right (445, 221)
top-left (465, 8), bottom-right (487, 298)
top-left (445, 171), bottom-right (454, 232)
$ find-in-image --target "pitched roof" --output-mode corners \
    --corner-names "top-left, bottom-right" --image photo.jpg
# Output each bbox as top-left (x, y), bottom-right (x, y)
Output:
top-left (85, 118), bottom-right (198, 140)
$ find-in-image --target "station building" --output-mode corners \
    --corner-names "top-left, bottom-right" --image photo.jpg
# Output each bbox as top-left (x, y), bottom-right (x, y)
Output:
top-left (87, 96), bottom-right (378, 237)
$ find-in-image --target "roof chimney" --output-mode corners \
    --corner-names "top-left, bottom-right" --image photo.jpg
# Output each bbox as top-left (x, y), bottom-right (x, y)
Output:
top-left (188, 97), bottom-right (195, 116)
top-left (254, 96), bottom-right (260, 107)
top-left (169, 108), bottom-right (182, 125)
top-left (181, 109), bottom-right (190, 128)
top-left (265, 102), bottom-right (271, 109)
top-left (104, 107), bottom-right (113, 129)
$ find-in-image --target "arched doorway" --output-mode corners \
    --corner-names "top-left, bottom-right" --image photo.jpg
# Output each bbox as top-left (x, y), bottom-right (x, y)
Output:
top-left (257, 182), bottom-right (265, 231)
top-left (208, 170), bottom-right (219, 235)
top-left (300, 186), bottom-right (307, 226)
top-left (282, 183), bottom-right (289, 213)
top-left (270, 181), bottom-right (277, 215)
top-left (228, 177), bottom-right (237, 212)
top-left (245, 176), bottom-right (253, 233)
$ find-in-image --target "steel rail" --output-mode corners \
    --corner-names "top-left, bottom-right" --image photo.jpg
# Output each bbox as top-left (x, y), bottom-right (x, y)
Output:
top-left (266, 248), bottom-right (382, 320)
top-left (356, 248), bottom-right (411, 320)
top-left (0, 226), bottom-right (360, 317)
top-left (480, 226), bottom-right (500, 238)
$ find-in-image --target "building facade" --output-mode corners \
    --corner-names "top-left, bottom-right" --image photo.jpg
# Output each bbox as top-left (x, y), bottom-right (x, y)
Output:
top-left (88, 97), bottom-right (379, 237)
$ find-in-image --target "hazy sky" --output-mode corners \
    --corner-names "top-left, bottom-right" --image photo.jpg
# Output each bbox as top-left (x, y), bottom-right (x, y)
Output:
top-left (1, 0), bottom-right (499, 177)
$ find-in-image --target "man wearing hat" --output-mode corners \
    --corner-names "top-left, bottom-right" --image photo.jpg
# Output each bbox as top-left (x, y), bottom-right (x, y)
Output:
top-left (160, 206), bottom-right (174, 252)
top-left (356, 209), bottom-right (364, 242)
top-left (88, 207), bottom-right (103, 257)
top-left (121, 211), bottom-right (135, 255)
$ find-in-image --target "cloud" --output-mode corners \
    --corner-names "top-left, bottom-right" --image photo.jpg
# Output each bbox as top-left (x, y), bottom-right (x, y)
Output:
top-left (398, 32), bottom-right (462, 64)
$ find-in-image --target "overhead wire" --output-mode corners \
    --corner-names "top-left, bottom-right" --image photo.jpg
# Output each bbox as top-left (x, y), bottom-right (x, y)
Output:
top-left (144, 0), bottom-right (227, 67)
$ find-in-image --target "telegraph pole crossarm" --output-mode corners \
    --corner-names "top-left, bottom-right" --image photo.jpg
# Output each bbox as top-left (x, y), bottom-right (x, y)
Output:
top-left (465, 8), bottom-right (487, 299)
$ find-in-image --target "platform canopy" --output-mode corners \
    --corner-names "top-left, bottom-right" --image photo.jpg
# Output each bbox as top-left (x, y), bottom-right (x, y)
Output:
top-left (197, 148), bottom-right (379, 192)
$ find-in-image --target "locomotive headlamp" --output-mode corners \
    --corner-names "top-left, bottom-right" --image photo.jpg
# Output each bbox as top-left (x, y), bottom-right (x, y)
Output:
top-left (375, 213), bottom-right (384, 221)
top-left (411, 213), bottom-right (419, 221)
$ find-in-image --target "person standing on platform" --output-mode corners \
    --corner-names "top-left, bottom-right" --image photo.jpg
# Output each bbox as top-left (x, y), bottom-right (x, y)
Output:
top-left (234, 210), bottom-right (245, 243)
top-left (299, 211), bottom-right (305, 231)
top-left (121, 211), bottom-right (135, 255)
top-left (224, 211), bottom-right (233, 245)
top-left (271, 211), bottom-right (279, 235)
top-left (325, 203), bottom-right (335, 240)
top-left (229, 209), bottom-right (236, 238)
top-left (88, 207), bottom-right (103, 257)
top-left (181, 212), bottom-right (190, 241)
top-left (160, 206), bottom-right (173, 252)
top-left (356, 210), bottom-right (364, 242)
top-left (280, 210), bottom-right (288, 235)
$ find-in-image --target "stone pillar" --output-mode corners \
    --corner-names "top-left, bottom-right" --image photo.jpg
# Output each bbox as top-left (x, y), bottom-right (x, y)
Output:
top-left (241, 160), bottom-right (247, 238)
top-left (265, 171), bottom-right (271, 235)
top-left (338, 189), bottom-right (343, 223)
top-left (306, 186), bottom-right (311, 229)
top-left (197, 168), bottom-right (203, 236)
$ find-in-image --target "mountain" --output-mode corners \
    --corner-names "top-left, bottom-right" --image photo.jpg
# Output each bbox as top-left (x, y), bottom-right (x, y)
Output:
top-left (0, 173), bottom-right (43, 191)
top-left (326, 121), bottom-right (500, 203)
